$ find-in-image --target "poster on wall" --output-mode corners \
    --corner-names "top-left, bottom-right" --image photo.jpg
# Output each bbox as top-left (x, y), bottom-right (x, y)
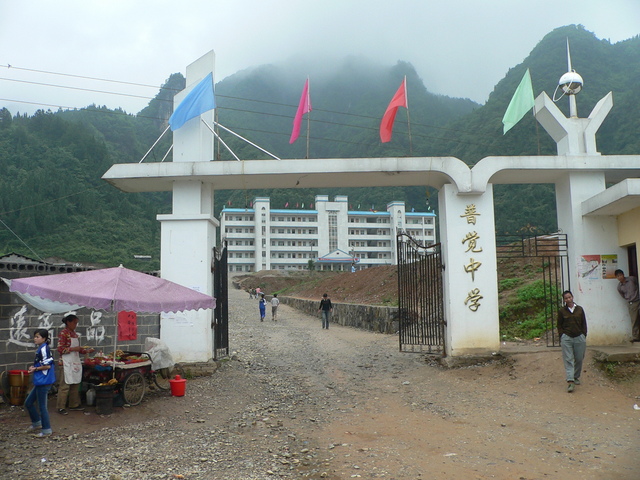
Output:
top-left (600, 254), bottom-right (618, 279)
top-left (578, 255), bottom-right (601, 280)
top-left (578, 254), bottom-right (619, 280)
top-left (117, 311), bottom-right (137, 341)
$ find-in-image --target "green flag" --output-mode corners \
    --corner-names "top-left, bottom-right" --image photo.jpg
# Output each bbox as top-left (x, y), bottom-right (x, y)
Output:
top-left (502, 69), bottom-right (535, 134)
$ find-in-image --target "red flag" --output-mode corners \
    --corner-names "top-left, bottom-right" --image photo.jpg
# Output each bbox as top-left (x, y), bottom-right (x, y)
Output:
top-left (380, 77), bottom-right (408, 143)
top-left (289, 78), bottom-right (312, 144)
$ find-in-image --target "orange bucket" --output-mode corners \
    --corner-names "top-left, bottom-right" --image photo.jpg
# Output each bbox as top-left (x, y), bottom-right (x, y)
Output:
top-left (168, 375), bottom-right (186, 397)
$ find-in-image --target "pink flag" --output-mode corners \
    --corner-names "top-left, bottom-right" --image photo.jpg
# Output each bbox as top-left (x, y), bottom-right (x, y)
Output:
top-left (289, 78), bottom-right (312, 144)
top-left (285, 202), bottom-right (289, 208)
top-left (380, 77), bottom-right (408, 143)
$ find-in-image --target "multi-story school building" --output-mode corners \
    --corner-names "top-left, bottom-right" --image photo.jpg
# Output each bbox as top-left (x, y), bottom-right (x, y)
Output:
top-left (220, 195), bottom-right (436, 272)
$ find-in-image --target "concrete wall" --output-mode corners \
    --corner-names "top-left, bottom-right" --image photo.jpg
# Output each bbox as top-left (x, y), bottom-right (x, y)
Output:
top-left (0, 268), bottom-right (160, 374)
top-left (278, 296), bottom-right (399, 334)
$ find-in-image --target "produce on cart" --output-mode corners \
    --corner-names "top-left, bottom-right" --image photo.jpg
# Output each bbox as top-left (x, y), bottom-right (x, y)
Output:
top-left (83, 350), bottom-right (156, 406)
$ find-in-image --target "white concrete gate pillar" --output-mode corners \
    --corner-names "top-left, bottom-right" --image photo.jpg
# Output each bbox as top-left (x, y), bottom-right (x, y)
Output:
top-left (555, 172), bottom-right (628, 343)
top-left (157, 51), bottom-right (219, 362)
top-left (536, 90), bottom-right (629, 344)
top-left (439, 184), bottom-right (500, 356)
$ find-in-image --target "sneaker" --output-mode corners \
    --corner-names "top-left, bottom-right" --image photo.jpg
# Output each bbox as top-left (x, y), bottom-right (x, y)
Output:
top-left (57, 409), bottom-right (68, 415)
top-left (567, 382), bottom-right (575, 393)
top-left (26, 424), bottom-right (41, 432)
top-left (574, 379), bottom-right (581, 385)
top-left (34, 431), bottom-right (52, 438)
top-left (68, 406), bottom-right (85, 411)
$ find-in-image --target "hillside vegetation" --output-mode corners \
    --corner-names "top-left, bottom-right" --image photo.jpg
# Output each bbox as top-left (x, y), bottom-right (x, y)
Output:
top-left (1, 25), bottom-right (639, 267)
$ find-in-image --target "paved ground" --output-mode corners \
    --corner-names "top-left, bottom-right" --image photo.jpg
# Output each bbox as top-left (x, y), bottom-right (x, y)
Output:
top-left (0, 284), bottom-right (639, 479)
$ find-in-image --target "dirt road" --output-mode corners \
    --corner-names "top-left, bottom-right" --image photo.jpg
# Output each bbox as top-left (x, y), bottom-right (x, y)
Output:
top-left (1, 285), bottom-right (639, 479)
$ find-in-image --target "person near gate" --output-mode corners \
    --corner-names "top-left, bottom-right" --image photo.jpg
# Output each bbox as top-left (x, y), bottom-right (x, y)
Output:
top-left (614, 269), bottom-right (640, 342)
top-left (271, 293), bottom-right (280, 321)
top-left (318, 293), bottom-right (333, 329)
top-left (557, 290), bottom-right (588, 393)
top-left (57, 314), bottom-right (93, 414)
top-left (25, 328), bottom-right (56, 436)
top-left (258, 293), bottom-right (267, 322)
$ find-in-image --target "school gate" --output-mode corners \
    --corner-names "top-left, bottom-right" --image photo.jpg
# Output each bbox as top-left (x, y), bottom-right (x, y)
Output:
top-left (396, 232), bottom-right (445, 354)
top-left (212, 242), bottom-right (229, 359)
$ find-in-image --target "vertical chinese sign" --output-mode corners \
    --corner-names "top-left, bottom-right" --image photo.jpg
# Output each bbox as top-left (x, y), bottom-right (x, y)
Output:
top-left (461, 204), bottom-right (484, 312)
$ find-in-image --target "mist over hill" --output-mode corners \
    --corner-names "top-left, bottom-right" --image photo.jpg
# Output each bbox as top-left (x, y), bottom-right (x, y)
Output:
top-left (0, 24), bottom-right (638, 267)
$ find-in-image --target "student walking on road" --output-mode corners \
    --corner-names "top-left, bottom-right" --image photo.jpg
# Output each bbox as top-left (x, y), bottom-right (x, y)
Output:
top-left (258, 294), bottom-right (267, 322)
top-left (271, 293), bottom-right (280, 321)
top-left (318, 293), bottom-right (333, 329)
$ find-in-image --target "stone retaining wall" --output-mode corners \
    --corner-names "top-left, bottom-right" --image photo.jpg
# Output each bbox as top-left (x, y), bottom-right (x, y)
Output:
top-left (278, 296), bottom-right (399, 334)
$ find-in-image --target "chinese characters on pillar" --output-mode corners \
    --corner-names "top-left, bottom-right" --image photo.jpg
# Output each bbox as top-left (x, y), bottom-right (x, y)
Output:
top-left (461, 204), bottom-right (483, 311)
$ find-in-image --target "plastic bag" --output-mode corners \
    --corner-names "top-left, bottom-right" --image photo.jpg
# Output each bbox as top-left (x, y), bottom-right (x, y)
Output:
top-left (144, 337), bottom-right (175, 370)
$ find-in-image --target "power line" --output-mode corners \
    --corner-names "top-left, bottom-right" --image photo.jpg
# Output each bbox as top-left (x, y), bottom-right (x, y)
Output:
top-left (1, 64), bottom-right (180, 92)
top-left (1, 64), bottom-right (482, 138)
top-left (0, 217), bottom-right (46, 262)
top-left (0, 77), bottom-right (158, 102)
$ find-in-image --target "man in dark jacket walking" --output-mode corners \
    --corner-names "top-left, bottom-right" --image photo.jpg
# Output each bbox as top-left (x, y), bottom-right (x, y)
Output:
top-left (318, 293), bottom-right (333, 329)
top-left (557, 290), bottom-right (588, 393)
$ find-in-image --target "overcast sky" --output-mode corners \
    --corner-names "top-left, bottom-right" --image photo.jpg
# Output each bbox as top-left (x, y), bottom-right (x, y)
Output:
top-left (1, 0), bottom-right (638, 116)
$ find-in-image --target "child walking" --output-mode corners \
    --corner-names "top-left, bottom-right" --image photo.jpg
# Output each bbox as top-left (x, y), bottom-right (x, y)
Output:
top-left (25, 329), bottom-right (56, 437)
top-left (259, 293), bottom-right (267, 322)
top-left (271, 293), bottom-right (280, 321)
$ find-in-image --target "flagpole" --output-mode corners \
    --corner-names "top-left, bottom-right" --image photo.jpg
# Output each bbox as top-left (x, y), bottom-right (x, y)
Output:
top-left (305, 112), bottom-right (310, 159)
top-left (305, 76), bottom-right (310, 158)
top-left (404, 76), bottom-right (413, 155)
top-left (406, 109), bottom-right (413, 156)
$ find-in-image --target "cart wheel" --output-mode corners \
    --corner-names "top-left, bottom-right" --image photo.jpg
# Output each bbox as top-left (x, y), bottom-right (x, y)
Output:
top-left (153, 367), bottom-right (171, 391)
top-left (123, 372), bottom-right (146, 406)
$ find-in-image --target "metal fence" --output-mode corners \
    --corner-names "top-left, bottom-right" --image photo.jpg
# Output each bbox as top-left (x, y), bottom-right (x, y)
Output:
top-left (396, 233), bottom-right (445, 355)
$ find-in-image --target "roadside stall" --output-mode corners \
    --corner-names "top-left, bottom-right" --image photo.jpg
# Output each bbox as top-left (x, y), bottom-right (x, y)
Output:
top-left (7, 265), bottom-right (215, 409)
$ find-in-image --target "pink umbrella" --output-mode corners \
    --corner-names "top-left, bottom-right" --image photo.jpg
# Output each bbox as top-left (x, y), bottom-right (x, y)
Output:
top-left (6, 265), bottom-right (215, 377)
top-left (8, 265), bottom-right (215, 313)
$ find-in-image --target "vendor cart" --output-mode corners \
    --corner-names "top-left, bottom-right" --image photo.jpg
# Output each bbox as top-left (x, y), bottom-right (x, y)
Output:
top-left (82, 351), bottom-right (171, 406)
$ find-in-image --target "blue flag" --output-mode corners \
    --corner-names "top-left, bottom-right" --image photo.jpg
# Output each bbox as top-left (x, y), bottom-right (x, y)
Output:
top-left (169, 72), bottom-right (215, 131)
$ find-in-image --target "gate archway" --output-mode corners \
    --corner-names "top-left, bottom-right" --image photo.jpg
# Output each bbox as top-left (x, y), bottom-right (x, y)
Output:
top-left (496, 234), bottom-right (569, 347)
top-left (396, 233), bottom-right (445, 354)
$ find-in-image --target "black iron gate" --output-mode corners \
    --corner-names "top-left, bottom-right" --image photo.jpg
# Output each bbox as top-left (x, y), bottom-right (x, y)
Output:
top-left (496, 234), bottom-right (569, 347)
top-left (396, 233), bottom-right (445, 354)
top-left (212, 241), bottom-right (228, 359)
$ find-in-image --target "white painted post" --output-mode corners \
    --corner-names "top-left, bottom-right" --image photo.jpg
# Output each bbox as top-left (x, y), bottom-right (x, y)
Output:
top-left (439, 184), bottom-right (500, 356)
top-left (555, 172), bottom-right (629, 343)
top-left (157, 51), bottom-right (218, 362)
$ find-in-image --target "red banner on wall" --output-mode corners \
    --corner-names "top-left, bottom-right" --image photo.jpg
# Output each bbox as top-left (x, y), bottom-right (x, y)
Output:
top-left (118, 311), bottom-right (137, 341)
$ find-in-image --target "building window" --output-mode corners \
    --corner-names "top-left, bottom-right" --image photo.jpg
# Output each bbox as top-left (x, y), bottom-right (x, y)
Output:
top-left (328, 213), bottom-right (338, 252)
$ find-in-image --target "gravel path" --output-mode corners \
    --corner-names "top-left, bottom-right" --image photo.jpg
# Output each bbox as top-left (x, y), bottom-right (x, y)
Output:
top-left (1, 284), bottom-right (639, 479)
